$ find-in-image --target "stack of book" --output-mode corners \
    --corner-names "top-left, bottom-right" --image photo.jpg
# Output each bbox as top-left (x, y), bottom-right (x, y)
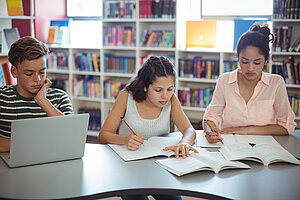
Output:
top-left (103, 54), bottom-right (136, 74)
top-left (178, 87), bottom-right (213, 108)
top-left (139, 0), bottom-right (176, 19)
top-left (140, 30), bottom-right (175, 48)
top-left (73, 53), bottom-right (100, 72)
top-left (178, 57), bottom-right (219, 79)
top-left (273, 0), bottom-right (300, 19)
top-left (103, 80), bottom-right (126, 100)
top-left (103, 25), bottom-right (136, 47)
top-left (103, 1), bottom-right (136, 19)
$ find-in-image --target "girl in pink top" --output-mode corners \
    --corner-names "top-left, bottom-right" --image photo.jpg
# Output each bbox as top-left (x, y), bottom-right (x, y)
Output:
top-left (204, 24), bottom-right (296, 143)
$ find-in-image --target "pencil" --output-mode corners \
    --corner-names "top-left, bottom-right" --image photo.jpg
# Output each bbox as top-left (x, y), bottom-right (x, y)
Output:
top-left (120, 117), bottom-right (136, 135)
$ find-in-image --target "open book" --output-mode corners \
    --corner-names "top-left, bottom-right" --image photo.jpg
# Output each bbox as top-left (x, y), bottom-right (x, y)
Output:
top-left (108, 135), bottom-right (182, 161)
top-left (196, 130), bottom-right (280, 148)
top-left (219, 143), bottom-right (300, 166)
top-left (156, 149), bottom-right (250, 176)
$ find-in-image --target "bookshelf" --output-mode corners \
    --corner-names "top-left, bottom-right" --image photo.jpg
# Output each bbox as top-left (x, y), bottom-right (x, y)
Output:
top-left (0, 0), bottom-right (35, 56)
top-left (271, 0), bottom-right (300, 122)
top-left (47, 0), bottom-right (300, 134)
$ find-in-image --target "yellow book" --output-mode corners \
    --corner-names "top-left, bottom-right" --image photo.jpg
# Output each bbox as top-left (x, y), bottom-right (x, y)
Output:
top-left (6, 0), bottom-right (23, 16)
top-left (47, 27), bottom-right (58, 44)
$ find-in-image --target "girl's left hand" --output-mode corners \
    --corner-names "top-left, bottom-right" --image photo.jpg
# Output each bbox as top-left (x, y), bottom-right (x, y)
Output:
top-left (163, 143), bottom-right (198, 159)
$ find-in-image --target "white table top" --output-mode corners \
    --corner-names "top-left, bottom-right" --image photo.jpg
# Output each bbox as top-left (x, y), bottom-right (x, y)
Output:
top-left (0, 132), bottom-right (300, 200)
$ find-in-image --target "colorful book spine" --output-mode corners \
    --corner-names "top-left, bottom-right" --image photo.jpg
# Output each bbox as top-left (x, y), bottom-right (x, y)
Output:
top-left (103, 1), bottom-right (136, 19)
top-left (103, 54), bottom-right (136, 74)
top-left (72, 76), bottom-right (100, 99)
top-left (178, 57), bottom-right (219, 79)
top-left (78, 108), bottom-right (101, 131)
top-left (177, 87), bottom-right (213, 108)
top-left (140, 30), bottom-right (175, 48)
top-left (103, 80), bottom-right (126, 99)
top-left (103, 25), bottom-right (136, 47)
top-left (139, 0), bottom-right (176, 19)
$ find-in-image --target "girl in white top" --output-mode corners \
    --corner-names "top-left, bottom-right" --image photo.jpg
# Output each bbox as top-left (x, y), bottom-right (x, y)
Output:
top-left (98, 56), bottom-right (198, 159)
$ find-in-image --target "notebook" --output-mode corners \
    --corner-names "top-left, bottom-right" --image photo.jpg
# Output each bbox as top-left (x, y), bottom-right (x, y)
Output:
top-left (0, 113), bottom-right (89, 168)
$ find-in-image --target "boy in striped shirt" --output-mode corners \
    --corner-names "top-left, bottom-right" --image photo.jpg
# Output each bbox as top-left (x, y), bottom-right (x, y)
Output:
top-left (0, 36), bottom-right (73, 152)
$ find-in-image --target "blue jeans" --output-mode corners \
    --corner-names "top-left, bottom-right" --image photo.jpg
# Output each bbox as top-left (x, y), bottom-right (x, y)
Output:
top-left (121, 194), bottom-right (182, 200)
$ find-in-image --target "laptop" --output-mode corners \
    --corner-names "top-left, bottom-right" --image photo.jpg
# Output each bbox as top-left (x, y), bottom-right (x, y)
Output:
top-left (0, 113), bottom-right (89, 168)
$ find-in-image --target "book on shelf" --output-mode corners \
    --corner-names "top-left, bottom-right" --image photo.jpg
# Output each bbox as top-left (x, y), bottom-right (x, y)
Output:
top-left (103, 0), bottom-right (136, 19)
top-left (108, 135), bottom-right (183, 161)
top-left (219, 142), bottom-right (300, 166)
top-left (6, 0), bottom-right (23, 16)
top-left (289, 95), bottom-right (300, 117)
top-left (78, 108), bottom-right (101, 132)
top-left (1, 62), bottom-right (16, 86)
top-left (273, 0), bottom-right (300, 19)
top-left (139, 0), bottom-right (176, 19)
top-left (47, 19), bottom-right (72, 44)
top-left (0, 0), bottom-right (8, 16)
top-left (156, 149), bottom-right (250, 176)
top-left (3, 28), bottom-right (20, 49)
top-left (47, 26), bottom-right (58, 44)
top-left (178, 87), bottom-right (212, 108)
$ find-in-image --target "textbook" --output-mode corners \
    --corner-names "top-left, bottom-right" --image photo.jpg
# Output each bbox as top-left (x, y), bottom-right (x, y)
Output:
top-left (108, 135), bottom-right (182, 161)
top-left (219, 143), bottom-right (300, 166)
top-left (156, 149), bottom-right (250, 176)
top-left (196, 130), bottom-right (280, 148)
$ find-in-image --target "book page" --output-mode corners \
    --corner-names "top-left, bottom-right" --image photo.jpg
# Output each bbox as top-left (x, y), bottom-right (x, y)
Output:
top-left (234, 135), bottom-right (280, 146)
top-left (156, 149), bottom-right (250, 176)
top-left (156, 156), bottom-right (211, 176)
top-left (219, 143), bottom-right (264, 164)
top-left (196, 130), bottom-right (280, 147)
top-left (191, 149), bottom-right (250, 173)
top-left (254, 144), bottom-right (300, 165)
top-left (108, 136), bottom-right (181, 161)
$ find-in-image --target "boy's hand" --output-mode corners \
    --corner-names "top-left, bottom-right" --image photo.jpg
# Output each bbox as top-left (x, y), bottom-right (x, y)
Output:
top-left (34, 78), bottom-right (52, 105)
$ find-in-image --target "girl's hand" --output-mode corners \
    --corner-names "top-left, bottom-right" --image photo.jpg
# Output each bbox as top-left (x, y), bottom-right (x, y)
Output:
top-left (205, 127), bottom-right (223, 144)
top-left (163, 143), bottom-right (198, 159)
top-left (125, 132), bottom-right (144, 151)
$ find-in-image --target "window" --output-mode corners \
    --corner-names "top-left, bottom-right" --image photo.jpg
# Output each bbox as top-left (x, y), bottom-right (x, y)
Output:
top-left (202, 0), bottom-right (273, 17)
top-left (66, 0), bottom-right (102, 46)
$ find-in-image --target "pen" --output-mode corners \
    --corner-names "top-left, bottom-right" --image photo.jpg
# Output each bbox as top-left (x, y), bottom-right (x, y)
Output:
top-left (120, 117), bottom-right (136, 135)
top-left (204, 120), bottom-right (224, 144)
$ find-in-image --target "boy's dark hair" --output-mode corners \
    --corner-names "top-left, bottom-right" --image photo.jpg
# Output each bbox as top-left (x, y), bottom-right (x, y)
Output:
top-left (8, 36), bottom-right (49, 68)
top-left (237, 23), bottom-right (274, 61)
top-left (125, 56), bottom-right (176, 102)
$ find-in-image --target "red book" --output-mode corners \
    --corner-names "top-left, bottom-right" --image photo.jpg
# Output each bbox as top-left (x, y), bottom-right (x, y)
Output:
top-left (2, 62), bottom-right (17, 85)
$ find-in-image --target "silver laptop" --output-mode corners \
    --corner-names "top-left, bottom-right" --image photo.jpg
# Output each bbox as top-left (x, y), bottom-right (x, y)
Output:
top-left (0, 113), bottom-right (89, 168)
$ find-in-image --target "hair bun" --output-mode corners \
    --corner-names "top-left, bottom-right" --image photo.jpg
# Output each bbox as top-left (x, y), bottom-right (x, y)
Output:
top-left (250, 23), bottom-right (274, 43)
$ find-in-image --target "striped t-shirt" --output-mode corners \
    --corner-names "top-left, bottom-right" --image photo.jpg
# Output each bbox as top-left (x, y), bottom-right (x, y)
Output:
top-left (0, 85), bottom-right (74, 137)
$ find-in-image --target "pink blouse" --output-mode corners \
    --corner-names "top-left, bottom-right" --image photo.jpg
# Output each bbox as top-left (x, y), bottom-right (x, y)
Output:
top-left (204, 69), bottom-right (296, 134)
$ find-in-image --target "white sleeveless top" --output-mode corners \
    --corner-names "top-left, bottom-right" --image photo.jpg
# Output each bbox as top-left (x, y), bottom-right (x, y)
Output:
top-left (118, 93), bottom-right (171, 139)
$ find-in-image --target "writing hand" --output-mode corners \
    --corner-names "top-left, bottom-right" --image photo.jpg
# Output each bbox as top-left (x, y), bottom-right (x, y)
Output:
top-left (126, 132), bottom-right (144, 151)
top-left (163, 143), bottom-right (198, 159)
top-left (205, 128), bottom-right (224, 144)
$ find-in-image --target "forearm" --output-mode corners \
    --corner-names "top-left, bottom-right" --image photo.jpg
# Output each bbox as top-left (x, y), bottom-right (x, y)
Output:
top-left (179, 127), bottom-right (196, 145)
top-left (247, 124), bottom-right (289, 135)
top-left (0, 137), bottom-right (10, 152)
top-left (98, 131), bottom-right (129, 144)
top-left (35, 98), bottom-right (64, 116)
top-left (223, 124), bottom-right (289, 135)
